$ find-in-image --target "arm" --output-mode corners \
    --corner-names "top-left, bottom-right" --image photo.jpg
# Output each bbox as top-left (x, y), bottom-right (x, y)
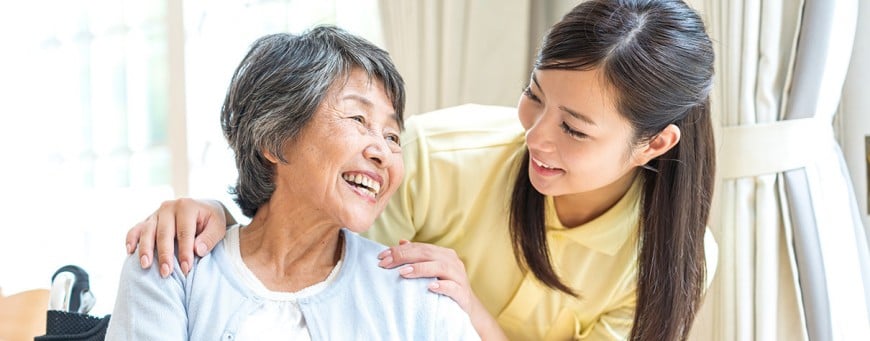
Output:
top-left (125, 198), bottom-right (234, 277)
top-left (378, 241), bottom-right (507, 341)
top-left (105, 250), bottom-right (188, 339)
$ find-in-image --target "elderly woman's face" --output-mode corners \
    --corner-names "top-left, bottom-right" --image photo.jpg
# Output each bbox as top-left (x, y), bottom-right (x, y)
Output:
top-left (271, 68), bottom-right (403, 232)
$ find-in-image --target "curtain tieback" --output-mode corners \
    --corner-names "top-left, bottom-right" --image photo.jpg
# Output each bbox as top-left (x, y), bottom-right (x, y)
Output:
top-left (718, 117), bottom-right (833, 179)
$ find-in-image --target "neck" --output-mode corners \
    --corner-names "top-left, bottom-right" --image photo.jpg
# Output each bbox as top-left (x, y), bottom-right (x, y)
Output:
top-left (553, 169), bottom-right (638, 227)
top-left (239, 202), bottom-right (343, 292)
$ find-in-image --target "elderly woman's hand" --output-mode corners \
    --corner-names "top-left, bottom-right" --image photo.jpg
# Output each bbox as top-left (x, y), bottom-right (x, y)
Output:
top-left (125, 198), bottom-right (230, 278)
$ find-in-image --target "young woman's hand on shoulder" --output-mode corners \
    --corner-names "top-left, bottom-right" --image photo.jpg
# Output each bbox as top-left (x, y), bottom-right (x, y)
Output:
top-left (377, 240), bottom-right (507, 340)
top-left (125, 198), bottom-right (230, 277)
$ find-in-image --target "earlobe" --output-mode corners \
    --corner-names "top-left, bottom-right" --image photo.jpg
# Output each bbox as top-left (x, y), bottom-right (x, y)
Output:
top-left (638, 124), bottom-right (681, 165)
top-left (263, 149), bottom-right (279, 164)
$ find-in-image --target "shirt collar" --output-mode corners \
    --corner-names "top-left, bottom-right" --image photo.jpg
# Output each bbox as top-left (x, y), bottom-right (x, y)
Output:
top-left (545, 176), bottom-right (642, 255)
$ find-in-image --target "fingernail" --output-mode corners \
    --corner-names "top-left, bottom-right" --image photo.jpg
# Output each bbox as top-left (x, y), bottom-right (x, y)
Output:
top-left (160, 263), bottom-right (171, 278)
top-left (428, 282), bottom-right (439, 289)
top-left (140, 255), bottom-right (150, 268)
top-left (398, 266), bottom-right (413, 275)
top-left (378, 256), bottom-right (393, 267)
top-left (181, 261), bottom-right (190, 275)
top-left (126, 243), bottom-right (133, 254)
top-left (195, 242), bottom-right (207, 257)
top-left (377, 250), bottom-right (391, 259)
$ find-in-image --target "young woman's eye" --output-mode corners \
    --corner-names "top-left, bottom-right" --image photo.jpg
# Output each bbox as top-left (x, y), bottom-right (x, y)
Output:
top-left (522, 86), bottom-right (541, 103)
top-left (561, 122), bottom-right (588, 139)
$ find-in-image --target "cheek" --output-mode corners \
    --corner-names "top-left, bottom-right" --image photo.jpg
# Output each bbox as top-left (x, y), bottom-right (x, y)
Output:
top-left (517, 99), bottom-right (535, 130)
top-left (387, 155), bottom-right (405, 192)
top-left (565, 143), bottom-right (625, 175)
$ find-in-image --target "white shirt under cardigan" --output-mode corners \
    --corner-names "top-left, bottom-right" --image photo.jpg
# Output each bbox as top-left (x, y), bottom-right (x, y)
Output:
top-left (227, 225), bottom-right (341, 341)
top-left (106, 226), bottom-right (479, 341)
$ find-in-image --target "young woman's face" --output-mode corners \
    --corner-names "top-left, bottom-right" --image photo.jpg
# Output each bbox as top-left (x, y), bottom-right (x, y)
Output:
top-left (517, 68), bottom-right (644, 197)
top-left (270, 68), bottom-right (404, 232)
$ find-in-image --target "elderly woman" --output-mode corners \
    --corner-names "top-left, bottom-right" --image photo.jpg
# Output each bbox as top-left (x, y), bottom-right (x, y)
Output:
top-left (105, 27), bottom-right (478, 340)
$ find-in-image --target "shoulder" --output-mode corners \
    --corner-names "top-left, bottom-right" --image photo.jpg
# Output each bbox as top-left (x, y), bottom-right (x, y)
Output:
top-left (301, 231), bottom-right (478, 339)
top-left (402, 104), bottom-right (524, 152)
top-left (342, 230), bottom-right (442, 298)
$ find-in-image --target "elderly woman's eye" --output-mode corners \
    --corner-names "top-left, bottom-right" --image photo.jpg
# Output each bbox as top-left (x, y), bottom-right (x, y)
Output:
top-left (350, 115), bottom-right (366, 124)
top-left (386, 134), bottom-right (400, 144)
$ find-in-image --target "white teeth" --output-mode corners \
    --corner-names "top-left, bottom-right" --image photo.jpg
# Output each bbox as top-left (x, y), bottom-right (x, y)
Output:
top-left (533, 158), bottom-right (555, 169)
top-left (342, 173), bottom-right (382, 197)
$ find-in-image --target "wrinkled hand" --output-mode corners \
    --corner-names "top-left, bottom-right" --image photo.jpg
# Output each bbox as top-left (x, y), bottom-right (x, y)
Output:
top-left (125, 198), bottom-right (227, 278)
top-left (377, 240), bottom-right (473, 310)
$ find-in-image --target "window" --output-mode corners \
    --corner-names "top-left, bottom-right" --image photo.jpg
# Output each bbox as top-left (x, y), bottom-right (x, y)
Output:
top-left (0, 0), bottom-right (381, 315)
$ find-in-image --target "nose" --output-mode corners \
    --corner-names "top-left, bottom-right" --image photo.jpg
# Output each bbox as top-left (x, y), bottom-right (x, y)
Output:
top-left (364, 137), bottom-right (391, 168)
top-left (524, 110), bottom-right (557, 153)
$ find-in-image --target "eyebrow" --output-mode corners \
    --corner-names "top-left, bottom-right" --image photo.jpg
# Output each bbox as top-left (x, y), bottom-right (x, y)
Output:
top-left (342, 93), bottom-right (401, 129)
top-left (560, 105), bottom-right (598, 127)
top-left (531, 73), bottom-right (599, 127)
top-left (342, 93), bottom-right (374, 108)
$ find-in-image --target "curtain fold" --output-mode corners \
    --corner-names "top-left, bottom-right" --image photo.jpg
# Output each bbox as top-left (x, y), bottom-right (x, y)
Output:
top-left (695, 0), bottom-right (870, 339)
top-left (378, 0), bottom-right (532, 115)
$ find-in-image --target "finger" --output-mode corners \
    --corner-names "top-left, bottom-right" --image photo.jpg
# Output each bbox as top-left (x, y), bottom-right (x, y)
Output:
top-left (377, 239), bottom-right (411, 260)
top-left (174, 199), bottom-right (199, 276)
top-left (397, 261), bottom-right (464, 282)
top-left (379, 242), bottom-right (452, 268)
top-left (427, 280), bottom-right (470, 311)
top-left (155, 203), bottom-right (178, 278)
top-left (192, 211), bottom-right (227, 258)
top-left (377, 248), bottom-right (391, 260)
top-left (125, 219), bottom-right (147, 254)
top-left (136, 215), bottom-right (158, 269)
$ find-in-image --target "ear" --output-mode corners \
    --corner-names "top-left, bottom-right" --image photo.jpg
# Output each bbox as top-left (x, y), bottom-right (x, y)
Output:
top-left (634, 124), bottom-right (681, 166)
top-left (262, 149), bottom-right (280, 164)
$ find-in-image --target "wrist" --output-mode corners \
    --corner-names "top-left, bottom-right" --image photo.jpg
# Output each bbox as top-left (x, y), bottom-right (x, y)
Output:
top-left (467, 295), bottom-right (507, 341)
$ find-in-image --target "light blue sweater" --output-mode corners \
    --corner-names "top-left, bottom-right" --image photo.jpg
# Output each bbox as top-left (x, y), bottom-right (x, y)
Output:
top-left (106, 228), bottom-right (479, 340)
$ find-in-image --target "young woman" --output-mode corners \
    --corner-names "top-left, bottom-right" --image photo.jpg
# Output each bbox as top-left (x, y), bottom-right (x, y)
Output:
top-left (127, 0), bottom-right (716, 339)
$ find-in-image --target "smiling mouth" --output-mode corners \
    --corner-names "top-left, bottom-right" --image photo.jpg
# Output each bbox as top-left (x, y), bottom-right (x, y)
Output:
top-left (342, 173), bottom-right (382, 198)
top-left (532, 157), bottom-right (561, 170)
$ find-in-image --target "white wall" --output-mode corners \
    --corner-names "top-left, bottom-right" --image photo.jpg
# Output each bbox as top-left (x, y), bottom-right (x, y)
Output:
top-left (838, 0), bottom-right (870, 231)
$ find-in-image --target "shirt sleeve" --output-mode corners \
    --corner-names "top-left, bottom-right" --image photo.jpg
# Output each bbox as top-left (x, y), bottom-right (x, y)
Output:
top-left (105, 250), bottom-right (188, 340)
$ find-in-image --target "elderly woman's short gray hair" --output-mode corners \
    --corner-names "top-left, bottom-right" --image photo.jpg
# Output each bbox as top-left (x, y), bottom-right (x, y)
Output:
top-left (221, 26), bottom-right (405, 217)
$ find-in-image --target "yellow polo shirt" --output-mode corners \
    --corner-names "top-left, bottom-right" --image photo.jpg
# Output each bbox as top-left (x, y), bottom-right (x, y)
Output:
top-left (363, 104), bottom-right (717, 340)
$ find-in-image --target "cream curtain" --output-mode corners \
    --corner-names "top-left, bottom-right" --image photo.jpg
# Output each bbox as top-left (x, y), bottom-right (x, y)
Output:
top-left (690, 0), bottom-right (870, 340)
top-left (378, 0), bottom-right (533, 115)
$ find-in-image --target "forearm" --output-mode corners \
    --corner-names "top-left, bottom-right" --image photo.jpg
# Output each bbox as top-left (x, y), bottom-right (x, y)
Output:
top-left (467, 295), bottom-right (508, 341)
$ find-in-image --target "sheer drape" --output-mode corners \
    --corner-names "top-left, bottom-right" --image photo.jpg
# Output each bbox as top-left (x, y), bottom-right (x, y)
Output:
top-left (378, 0), bottom-right (532, 114)
top-left (691, 0), bottom-right (870, 339)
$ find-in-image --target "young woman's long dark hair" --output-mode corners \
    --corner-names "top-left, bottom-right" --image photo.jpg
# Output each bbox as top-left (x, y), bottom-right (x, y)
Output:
top-left (508, 0), bottom-right (715, 340)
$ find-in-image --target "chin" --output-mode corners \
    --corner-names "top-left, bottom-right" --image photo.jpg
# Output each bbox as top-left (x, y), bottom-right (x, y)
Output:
top-left (342, 219), bottom-right (375, 233)
top-left (528, 177), bottom-right (554, 196)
